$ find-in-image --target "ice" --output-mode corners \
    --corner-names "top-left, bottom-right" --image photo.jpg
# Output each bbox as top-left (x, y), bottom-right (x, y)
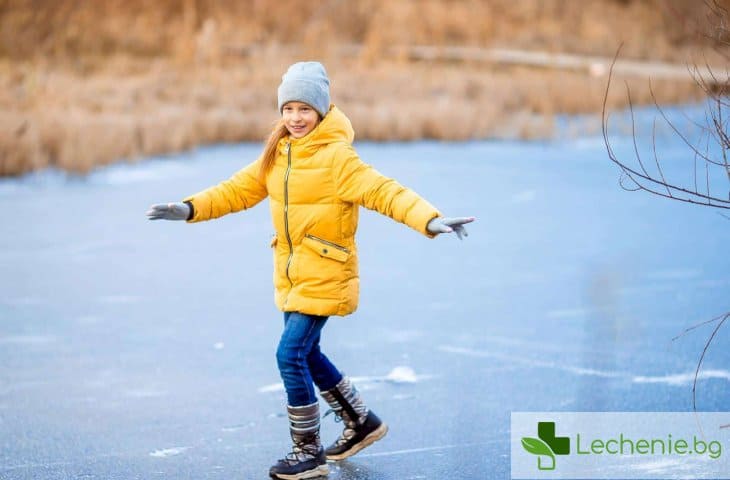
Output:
top-left (384, 330), bottom-right (424, 343)
top-left (149, 447), bottom-right (191, 458)
top-left (359, 443), bottom-right (488, 459)
top-left (97, 295), bottom-right (141, 304)
top-left (258, 366), bottom-right (431, 393)
top-left (646, 268), bottom-right (703, 281)
top-left (0, 335), bottom-right (56, 345)
top-left (510, 189), bottom-right (537, 204)
top-left (440, 345), bottom-right (622, 379)
top-left (123, 389), bottom-right (168, 398)
top-left (258, 383), bottom-right (284, 393)
top-left (2, 105), bottom-right (729, 478)
top-left (546, 307), bottom-right (593, 319)
top-left (632, 370), bottom-right (730, 386)
top-left (616, 457), bottom-right (716, 477)
top-left (383, 366), bottom-right (419, 384)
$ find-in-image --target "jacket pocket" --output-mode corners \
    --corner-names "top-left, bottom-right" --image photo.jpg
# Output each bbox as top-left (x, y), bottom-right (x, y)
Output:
top-left (302, 234), bottom-right (349, 263)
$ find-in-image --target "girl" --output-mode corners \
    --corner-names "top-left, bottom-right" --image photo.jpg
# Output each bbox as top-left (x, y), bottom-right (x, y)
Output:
top-left (147, 61), bottom-right (474, 480)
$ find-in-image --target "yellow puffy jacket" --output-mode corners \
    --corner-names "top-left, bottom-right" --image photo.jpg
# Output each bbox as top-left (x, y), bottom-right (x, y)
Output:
top-left (184, 105), bottom-right (441, 316)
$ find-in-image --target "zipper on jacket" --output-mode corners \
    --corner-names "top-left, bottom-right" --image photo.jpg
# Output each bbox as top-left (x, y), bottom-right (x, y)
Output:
top-left (304, 234), bottom-right (350, 254)
top-left (283, 142), bottom-right (294, 288)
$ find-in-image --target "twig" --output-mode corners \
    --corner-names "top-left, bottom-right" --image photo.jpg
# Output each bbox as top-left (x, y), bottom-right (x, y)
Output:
top-left (672, 312), bottom-right (728, 341)
top-left (690, 313), bottom-right (729, 412)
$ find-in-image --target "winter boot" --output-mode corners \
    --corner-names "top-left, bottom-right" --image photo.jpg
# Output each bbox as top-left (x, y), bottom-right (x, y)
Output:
top-left (320, 376), bottom-right (388, 461)
top-left (269, 403), bottom-right (329, 480)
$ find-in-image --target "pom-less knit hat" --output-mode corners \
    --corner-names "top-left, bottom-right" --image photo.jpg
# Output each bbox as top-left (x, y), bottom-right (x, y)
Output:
top-left (277, 61), bottom-right (331, 118)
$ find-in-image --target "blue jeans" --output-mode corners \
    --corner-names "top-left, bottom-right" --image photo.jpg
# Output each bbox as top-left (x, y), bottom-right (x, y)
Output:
top-left (276, 311), bottom-right (343, 406)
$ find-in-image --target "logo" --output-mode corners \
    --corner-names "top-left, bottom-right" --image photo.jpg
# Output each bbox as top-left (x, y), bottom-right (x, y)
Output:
top-left (521, 421), bottom-right (571, 470)
top-left (512, 413), bottom-right (729, 479)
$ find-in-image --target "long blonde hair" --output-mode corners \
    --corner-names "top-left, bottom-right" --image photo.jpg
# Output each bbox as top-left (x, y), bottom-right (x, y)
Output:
top-left (259, 120), bottom-right (289, 181)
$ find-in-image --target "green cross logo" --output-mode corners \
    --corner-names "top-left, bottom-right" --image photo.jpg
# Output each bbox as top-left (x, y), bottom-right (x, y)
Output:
top-left (521, 421), bottom-right (570, 470)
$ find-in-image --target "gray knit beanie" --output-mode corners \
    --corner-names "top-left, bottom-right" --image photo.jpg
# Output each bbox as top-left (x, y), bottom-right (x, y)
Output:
top-left (277, 61), bottom-right (331, 118)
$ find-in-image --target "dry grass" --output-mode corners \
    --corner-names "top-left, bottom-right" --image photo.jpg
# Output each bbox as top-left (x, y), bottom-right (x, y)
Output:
top-left (0, 0), bottom-right (724, 175)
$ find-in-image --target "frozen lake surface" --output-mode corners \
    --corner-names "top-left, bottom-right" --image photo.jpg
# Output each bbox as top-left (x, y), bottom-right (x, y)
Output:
top-left (1, 107), bottom-right (729, 479)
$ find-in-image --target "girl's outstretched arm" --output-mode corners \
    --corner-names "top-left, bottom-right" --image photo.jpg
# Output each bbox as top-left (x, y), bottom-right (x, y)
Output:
top-left (333, 145), bottom-right (474, 239)
top-left (183, 159), bottom-right (267, 222)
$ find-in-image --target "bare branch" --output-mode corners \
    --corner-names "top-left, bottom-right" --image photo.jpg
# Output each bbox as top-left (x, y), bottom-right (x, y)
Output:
top-left (602, 43), bottom-right (730, 210)
top-left (694, 148), bottom-right (700, 194)
top-left (672, 311), bottom-right (730, 413)
top-left (619, 172), bottom-right (642, 192)
top-left (627, 83), bottom-right (651, 178)
top-left (672, 312), bottom-right (728, 341)
top-left (691, 313), bottom-right (729, 412)
top-left (652, 118), bottom-right (673, 197)
top-left (650, 84), bottom-right (728, 168)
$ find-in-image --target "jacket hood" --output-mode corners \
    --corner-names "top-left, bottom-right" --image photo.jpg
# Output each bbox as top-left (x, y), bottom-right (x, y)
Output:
top-left (279, 104), bottom-right (354, 154)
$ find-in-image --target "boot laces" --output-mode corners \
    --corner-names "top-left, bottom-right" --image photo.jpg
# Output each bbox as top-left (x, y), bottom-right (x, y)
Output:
top-left (324, 408), bottom-right (359, 446)
top-left (280, 437), bottom-right (320, 465)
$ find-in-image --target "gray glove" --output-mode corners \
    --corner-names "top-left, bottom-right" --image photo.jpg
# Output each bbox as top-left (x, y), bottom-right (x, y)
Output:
top-left (146, 202), bottom-right (191, 221)
top-left (426, 216), bottom-right (475, 240)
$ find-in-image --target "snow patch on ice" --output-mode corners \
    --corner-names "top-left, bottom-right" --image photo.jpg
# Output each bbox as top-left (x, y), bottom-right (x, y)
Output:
top-left (257, 366), bottom-right (431, 393)
top-left (632, 369), bottom-right (730, 386)
top-left (149, 446), bottom-right (190, 458)
top-left (258, 383), bottom-right (285, 393)
top-left (384, 366), bottom-right (419, 384)
top-left (351, 367), bottom-right (434, 387)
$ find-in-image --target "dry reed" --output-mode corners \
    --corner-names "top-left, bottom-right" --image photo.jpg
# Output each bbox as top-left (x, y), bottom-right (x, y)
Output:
top-left (0, 0), bottom-right (723, 175)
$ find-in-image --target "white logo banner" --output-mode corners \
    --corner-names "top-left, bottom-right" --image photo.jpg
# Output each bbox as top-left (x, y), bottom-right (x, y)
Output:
top-left (511, 412), bottom-right (730, 479)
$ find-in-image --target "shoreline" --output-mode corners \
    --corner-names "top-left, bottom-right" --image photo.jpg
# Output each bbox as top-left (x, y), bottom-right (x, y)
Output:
top-left (0, 99), bottom-right (709, 185)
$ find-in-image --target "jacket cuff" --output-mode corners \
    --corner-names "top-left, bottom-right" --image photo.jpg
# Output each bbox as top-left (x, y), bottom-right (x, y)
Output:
top-left (423, 212), bottom-right (442, 238)
top-left (184, 200), bottom-right (195, 221)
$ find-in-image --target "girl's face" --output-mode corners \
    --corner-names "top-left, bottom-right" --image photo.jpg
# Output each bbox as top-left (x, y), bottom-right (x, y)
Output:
top-left (282, 101), bottom-right (321, 139)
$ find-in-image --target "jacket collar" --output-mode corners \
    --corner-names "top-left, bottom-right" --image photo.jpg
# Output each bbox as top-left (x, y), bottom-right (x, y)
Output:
top-left (278, 104), bottom-right (354, 154)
